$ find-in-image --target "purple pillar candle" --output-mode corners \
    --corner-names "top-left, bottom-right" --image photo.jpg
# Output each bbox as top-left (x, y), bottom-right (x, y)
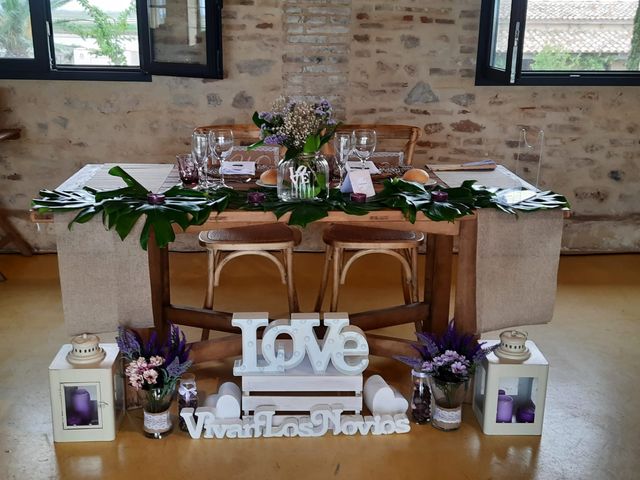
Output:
top-left (496, 394), bottom-right (514, 423)
top-left (247, 191), bottom-right (266, 205)
top-left (431, 190), bottom-right (448, 202)
top-left (72, 389), bottom-right (91, 423)
top-left (147, 193), bottom-right (166, 205)
top-left (516, 405), bottom-right (536, 423)
top-left (350, 192), bottom-right (367, 203)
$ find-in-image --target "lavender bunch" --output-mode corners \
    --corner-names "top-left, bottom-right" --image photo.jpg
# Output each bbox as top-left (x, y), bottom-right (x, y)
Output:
top-left (250, 97), bottom-right (339, 160)
top-left (395, 322), bottom-right (497, 383)
top-left (117, 324), bottom-right (192, 393)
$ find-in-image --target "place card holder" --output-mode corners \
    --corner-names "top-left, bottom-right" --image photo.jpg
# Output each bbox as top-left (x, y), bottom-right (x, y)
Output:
top-left (340, 164), bottom-right (376, 197)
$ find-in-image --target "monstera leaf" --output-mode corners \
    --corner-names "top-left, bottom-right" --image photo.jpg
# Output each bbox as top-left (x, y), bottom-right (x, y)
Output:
top-left (32, 166), bottom-right (232, 250)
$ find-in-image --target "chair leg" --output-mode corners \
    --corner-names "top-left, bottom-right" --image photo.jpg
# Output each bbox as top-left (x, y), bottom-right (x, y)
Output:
top-left (314, 245), bottom-right (333, 312)
top-left (330, 247), bottom-right (343, 312)
top-left (201, 248), bottom-right (218, 341)
top-left (411, 246), bottom-right (419, 303)
top-left (284, 247), bottom-right (299, 313)
top-left (400, 248), bottom-right (414, 304)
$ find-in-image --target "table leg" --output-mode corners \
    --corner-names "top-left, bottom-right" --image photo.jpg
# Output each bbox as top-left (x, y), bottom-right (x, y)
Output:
top-left (147, 230), bottom-right (170, 340)
top-left (455, 219), bottom-right (478, 335)
top-left (424, 234), bottom-right (453, 335)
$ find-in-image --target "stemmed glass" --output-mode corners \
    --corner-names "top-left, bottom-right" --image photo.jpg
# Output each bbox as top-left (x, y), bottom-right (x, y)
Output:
top-left (333, 132), bottom-right (352, 188)
top-left (191, 132), bottom-right (209, 189)
top-left (208, 129), bottom-right (234, 189)
top-left (352, 129), bottom-right (377, 169)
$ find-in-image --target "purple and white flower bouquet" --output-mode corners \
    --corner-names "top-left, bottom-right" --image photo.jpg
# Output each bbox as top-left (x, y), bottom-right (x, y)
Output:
top-left (397, 322), bottom-right (496, 383)
top-left (397, 322), bottom-right (497, 411)
top-left (250, 97), bottom-right (339, 161)
top-left (117, 324), bottom-right (192, 412)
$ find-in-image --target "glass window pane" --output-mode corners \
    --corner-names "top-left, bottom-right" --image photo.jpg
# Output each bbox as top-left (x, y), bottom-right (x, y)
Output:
top-left (0, 0), bottom-right (35, 59)
top-left (149, 0), bottom-right (207, 64)
top-left (523, 0), bottom-right (640, 72)
top-left (490, 0), bottom-right (512, 70)
top-left (51, 0), bottom-right (140, 66)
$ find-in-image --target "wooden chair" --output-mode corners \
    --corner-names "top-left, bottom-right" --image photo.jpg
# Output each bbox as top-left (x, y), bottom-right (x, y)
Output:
top-left (194, 124), bottom-right (261, 146)
top-left (315, 124), bottom-right (423, 312)
top-left (194, 125), bottom-right (300, 340)
top-left (326, 124), bottom-right (420, 163)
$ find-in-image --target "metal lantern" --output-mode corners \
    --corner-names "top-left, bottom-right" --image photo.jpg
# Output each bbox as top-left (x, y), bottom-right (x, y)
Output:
top-left (472, 331), bottom-right (549, 435)
top-left (48, 334), bottom-right (125, 442)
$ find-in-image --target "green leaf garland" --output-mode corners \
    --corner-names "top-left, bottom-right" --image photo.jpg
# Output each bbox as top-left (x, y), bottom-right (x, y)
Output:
top-left (32, 168), bottom-right (570, 250)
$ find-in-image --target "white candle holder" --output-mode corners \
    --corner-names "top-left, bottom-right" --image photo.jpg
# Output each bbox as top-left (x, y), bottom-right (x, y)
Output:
top-left (49, 335), bottom-right (124, 442)
top-left (472, 335), bottom-right (549, 436)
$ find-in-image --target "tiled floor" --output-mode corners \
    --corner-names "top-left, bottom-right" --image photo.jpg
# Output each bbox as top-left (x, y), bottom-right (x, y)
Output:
top-left (0, 252), bottom-right (638, 479)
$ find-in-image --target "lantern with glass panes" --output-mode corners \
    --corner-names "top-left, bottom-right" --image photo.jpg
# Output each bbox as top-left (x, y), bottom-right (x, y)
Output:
top-left (472, 331), bottom-right (549, 435)
top-left (48, 334), bottom-right (125, 442)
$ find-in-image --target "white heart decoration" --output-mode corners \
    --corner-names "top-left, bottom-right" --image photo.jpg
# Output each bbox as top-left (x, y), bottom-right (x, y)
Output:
top-left (204, 382), bottom-right (241, 419)
top-left (364, 375), bottom-right (409, 416)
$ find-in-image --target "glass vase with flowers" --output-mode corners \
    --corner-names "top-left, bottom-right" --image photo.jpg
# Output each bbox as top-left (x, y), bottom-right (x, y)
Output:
top-left (250, 97), bottom-right (339, 201)
top-left (396, 322), bottom-right (498, 431)
top-left (117, 324), bottom-right (192, 439)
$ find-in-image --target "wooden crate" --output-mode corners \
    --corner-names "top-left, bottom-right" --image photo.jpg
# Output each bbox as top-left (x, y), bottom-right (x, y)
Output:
top-left (241, 355), bottom-right (363, 415)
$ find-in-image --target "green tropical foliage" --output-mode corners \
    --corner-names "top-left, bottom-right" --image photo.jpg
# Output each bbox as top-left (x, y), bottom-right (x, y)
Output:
top-left (628, 5), bottom-right (640, 70)
top-left (32, 169), bottom-right (570, 249)
top-left (33, 167), bottom-right (230, 250)
top-left (56, 0), bottom-right (135, 65)
top-left (0, 0), bottom-right (135, 65)
top-left (0, 0), bottom-right (33, 57)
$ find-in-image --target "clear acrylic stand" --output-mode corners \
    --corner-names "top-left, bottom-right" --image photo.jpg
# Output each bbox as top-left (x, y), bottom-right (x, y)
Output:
top-left (499, 128), bottom-right (544, 205)
top-left (514, 128), bottom-right (544, 189)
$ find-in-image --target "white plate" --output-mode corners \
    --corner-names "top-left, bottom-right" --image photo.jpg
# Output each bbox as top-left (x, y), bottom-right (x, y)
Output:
top-left (255, 180), bottom-right (276, 189)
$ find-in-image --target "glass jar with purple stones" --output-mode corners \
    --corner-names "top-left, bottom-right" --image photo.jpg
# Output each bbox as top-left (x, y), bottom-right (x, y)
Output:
top-left (410, 369), bottom-right (431, 424)
top-left (178, 373), bottom-right (198, 432)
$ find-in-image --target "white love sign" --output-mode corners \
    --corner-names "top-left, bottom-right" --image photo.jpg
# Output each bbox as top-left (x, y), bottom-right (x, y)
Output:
top-left (232, 313), bottom-right (369, 376)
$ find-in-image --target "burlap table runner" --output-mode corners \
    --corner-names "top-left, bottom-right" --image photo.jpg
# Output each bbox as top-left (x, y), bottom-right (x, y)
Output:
top-left (435, 166), bottom-right (563, 333)
top-left (56, 164), bottom-right (173, 335)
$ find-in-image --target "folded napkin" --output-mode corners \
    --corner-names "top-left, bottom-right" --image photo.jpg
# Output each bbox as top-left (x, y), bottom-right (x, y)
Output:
top-left (346, 161), bottom-right (381, 174)
top-left (220, 161), bottom-right (256, 175)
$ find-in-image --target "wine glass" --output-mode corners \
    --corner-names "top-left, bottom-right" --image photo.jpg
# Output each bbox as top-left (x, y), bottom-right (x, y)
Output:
top-left (208, 129), bottom-right (234, 189)
top-left (352, 129), bottom-right (376, 169)
top-left (191, 132), bottom-right (209, 189)
top-left (333, 132), bottom-right (352, 188)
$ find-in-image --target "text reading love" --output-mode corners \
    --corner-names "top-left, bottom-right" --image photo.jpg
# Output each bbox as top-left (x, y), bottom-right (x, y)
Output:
top-left (232, 313), bottom-right (369, 376)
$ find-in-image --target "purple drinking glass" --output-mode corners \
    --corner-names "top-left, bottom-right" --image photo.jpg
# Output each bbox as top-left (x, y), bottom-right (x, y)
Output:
top-left (176, 153), bottom-right (199, 188)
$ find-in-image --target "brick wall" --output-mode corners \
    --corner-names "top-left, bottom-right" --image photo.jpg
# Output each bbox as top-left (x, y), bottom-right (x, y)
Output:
top-left (1, 0), bottom-right (638, 252)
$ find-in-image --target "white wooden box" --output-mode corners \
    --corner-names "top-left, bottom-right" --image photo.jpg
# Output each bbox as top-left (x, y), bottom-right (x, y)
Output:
top-left (473, 340), bottom-right (549, 435)
top-left (241, 344), bottom-right (363, 415)
top-left (49, 344), bottom-right (125, 442)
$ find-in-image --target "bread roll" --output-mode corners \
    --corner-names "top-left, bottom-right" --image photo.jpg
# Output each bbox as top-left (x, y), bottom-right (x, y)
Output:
top-left (259, 168), bottom-right (277, 185)
top-left (402, 168), bottom-right (430, 184)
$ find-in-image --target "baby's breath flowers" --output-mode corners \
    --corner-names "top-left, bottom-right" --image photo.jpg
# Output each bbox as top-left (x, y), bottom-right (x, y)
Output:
top-left (251, 97), bottom-right (339, 160)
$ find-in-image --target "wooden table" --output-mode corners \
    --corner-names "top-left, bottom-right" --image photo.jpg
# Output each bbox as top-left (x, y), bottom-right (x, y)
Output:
top-left (34, 163), bottom-right (478, 363)
top-left (146, 209), bottom-right (477, 364)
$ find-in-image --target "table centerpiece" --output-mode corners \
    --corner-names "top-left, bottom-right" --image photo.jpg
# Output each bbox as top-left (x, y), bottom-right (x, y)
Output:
top-left (250, 97), bottom-right (339, 202)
